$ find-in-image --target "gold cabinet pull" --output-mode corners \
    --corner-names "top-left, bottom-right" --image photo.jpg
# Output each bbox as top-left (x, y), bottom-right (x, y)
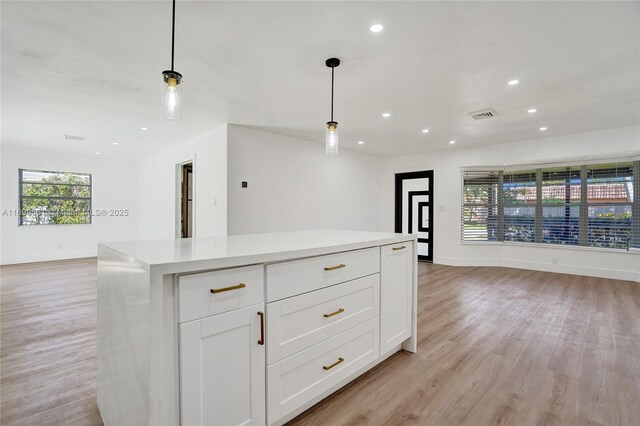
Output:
top-left (210, 283), bottom-right (246, 294)
top-left (392, 245), bottom-right (406, 251)
top-left (323, 308), bottom-right (345, 318)
top-left (324, 263), bottom-right (346, 271)
top-left (323, 357), bottom-right (345, 371)
top-left (257, 311), bottom-right (265, 345)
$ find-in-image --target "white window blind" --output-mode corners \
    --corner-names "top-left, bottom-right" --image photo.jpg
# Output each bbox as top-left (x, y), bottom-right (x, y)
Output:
top-left (586, 162), bottom-right (634, 249)
top-left (461, 170), bottom-right (500, 241)
top-left (503, 169), bottom-right (536, 243)
top-left (540, 167), bottom-right (581, 246)
top-left (461, 160), bottom-right (639, 251)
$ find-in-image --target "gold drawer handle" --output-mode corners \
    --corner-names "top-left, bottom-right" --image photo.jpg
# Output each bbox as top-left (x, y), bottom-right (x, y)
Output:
top-left (392, 245), bottom-right (406, 251)
top-left (324, 263), bottom-right (346, 271)
top-left (210, 283), bottom-right (246, 294)
top-left (323, 308), bottom-right (345, 318)
top-left (323, 357), bottom-right (345, 371)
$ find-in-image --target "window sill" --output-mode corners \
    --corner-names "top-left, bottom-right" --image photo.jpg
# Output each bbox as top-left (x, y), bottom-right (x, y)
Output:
top-left (462, 240), bottom-right (639, 255)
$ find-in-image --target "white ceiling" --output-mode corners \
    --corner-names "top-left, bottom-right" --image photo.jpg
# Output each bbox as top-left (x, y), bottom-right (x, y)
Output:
top-left (2, 1), bottom-right (639, 159)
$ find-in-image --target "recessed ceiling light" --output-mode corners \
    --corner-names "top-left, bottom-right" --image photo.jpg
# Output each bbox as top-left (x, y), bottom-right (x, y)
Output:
top-left (140, 127), bottom-right (148, 131)
top-left (96, 152), bottom-right (102, 155)
top-left (422, 129), bottom-right (430, 134)
top-left (112, 142), bottom-right (119, 146)
top-left (358, 140), bottom-right (364, 145)
top-left (527, 108), bottom-right (537, 113)
top-left (508, 79), bottom-right (519, 86)
top-left (382, 112), bottom-right (391, 118)
top-left (449, 140), bottom-right (456, 144)
top-left (370, 24), bottom-right (383, 33)
top-left (539, 127), bottom-right (548, 131)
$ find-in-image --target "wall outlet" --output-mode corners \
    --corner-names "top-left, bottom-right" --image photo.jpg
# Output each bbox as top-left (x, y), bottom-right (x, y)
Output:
top-left (242, 181), bottom-right (248, 188)
top-left (551, 257), bottom-right (559, 265)
top-left (58, 243), bottom-right (63, 249)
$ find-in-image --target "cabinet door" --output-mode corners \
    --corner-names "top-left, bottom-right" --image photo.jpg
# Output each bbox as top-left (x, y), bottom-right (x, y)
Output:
top-left (180, 304), bottom-right (265, 426)
top-left (380, 243), bottom-right (413, 355)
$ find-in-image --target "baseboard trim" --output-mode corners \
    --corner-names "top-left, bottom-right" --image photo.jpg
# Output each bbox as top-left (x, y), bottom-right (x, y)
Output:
top-left (436, 257), bottom-right (501, 267)
top-left (0, 251), bottom-right (97, 266)
top-left (435, 256), bottom-right (638, 282)
top-left (501, 258), bottom-right (637, 282)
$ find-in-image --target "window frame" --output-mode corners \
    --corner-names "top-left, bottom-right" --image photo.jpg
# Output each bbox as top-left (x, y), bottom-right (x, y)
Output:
top-left (461, 160), bottom-right (639, 252)
top-left (18, 168), bottom-right (93, 226)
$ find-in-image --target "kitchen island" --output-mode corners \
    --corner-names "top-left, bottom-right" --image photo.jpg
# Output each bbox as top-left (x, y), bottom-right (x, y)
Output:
top-left (97, 230), bottom-right (417, 426)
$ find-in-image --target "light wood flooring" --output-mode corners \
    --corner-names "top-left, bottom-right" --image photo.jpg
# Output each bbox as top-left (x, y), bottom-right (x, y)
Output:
top-left (1, 258), bottom-right (101, 425)
top-left (1, 259), bottom-right (639, 425)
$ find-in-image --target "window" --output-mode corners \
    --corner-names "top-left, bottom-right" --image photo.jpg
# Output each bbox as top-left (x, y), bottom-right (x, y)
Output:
top-left (461, 170), bottom-right (500, 241)
top-left (461, 160), bottom-right (640, 250)
top-left (540, 167), bottom-right (581, 246)
top-left (19, 169), bottom-right (92, 225)
top-left (586, 163), bottom-right (634, 249)
top-left (503, 170), bottom-right (536, 243)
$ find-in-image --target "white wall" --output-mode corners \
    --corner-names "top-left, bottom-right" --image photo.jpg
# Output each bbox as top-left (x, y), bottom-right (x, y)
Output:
top-left (382, 125), bottom-right (640, 281)
top-left (4, 122), bottom-right (637, 282)
top-left (0, 144), bottom-right (138, 264)
top-left (137, 125), bottom-right (227, 240)
top-left (227, 125), bottom-right (383, 235)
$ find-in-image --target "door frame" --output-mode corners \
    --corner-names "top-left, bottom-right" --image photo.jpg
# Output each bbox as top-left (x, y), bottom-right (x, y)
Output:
top-left (175, 158), bottom-right (195, 238)
top-left (181, 163), bottom-right (193, 238)
top-left (394, 170), bottom-right (434, 262)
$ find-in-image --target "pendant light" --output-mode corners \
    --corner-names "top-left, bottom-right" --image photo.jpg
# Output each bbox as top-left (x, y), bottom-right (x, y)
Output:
top-left (162, 0), bottom-right (182, 121)
top-left (325, 58), bottom-right (340, 155)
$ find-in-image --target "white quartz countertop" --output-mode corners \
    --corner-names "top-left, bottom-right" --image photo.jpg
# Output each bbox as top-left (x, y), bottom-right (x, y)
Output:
top-left (99, 230), bottom-right (415, 268)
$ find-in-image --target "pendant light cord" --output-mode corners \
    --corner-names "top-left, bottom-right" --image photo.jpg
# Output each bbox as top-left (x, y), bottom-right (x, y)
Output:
top-left (330, 66), bottom-right (335, 122)
top-left (171, 0), bottom-right (176, 71)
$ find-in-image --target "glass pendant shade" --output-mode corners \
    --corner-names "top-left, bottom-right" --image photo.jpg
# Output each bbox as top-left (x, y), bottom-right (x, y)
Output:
top-left (325, 121), bottom-right (339, 155)
top-left (324, 58), bottom-right (340, 155)
top-left (162, 0), bottom-right (183, 121)
top-left (163, 77), bottom-right (182, 121)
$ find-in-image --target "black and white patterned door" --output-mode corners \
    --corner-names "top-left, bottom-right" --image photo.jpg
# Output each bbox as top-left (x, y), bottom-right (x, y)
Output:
top-left (395, 171), bottom-right (434, 262)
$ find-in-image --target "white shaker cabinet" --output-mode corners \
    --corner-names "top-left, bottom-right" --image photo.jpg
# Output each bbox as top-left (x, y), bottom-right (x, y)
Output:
top-left (380, 242), bottom-right (414, 355)
top-left (180, 304), bottom-right (266, 426)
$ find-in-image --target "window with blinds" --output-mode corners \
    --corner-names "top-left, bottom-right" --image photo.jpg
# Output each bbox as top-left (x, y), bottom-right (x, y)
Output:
top-left (503, 170), bottom-right (536, 243)
top-left (462, 170), bottom-right (500, 241)
top-left (586, 163), bottom-right (634, 249)
top-left (461, 160), bottom-right (639, 250)
top-left (541, 167), bottom-right (581, 246)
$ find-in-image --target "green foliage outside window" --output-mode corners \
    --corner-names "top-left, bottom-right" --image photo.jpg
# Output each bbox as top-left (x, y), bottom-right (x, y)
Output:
top-left (19, 169), bottom-right (92, 225)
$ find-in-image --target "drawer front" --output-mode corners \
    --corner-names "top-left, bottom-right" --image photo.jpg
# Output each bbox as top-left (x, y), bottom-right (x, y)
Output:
top-left (267, 318), bottom-right (379, 424)
top-left (266, 274), bottom-right (379, 364)
top-left (266, 247), bottom-right (379, 302)
top-left (178, 265), bottom-right (264, 323)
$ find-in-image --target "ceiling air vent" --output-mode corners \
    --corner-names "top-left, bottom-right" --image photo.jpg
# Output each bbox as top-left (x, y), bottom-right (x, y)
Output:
top-left (468, 109), bottom-right (496, 121)
top-left (64, 134), bottom-right (86, 141)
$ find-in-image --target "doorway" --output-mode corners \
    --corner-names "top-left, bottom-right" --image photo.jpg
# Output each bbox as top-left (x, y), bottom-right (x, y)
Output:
top-left (180, 162), bottom-right (193, 238)
top-left (395, 170), bottom-right (434, 262)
